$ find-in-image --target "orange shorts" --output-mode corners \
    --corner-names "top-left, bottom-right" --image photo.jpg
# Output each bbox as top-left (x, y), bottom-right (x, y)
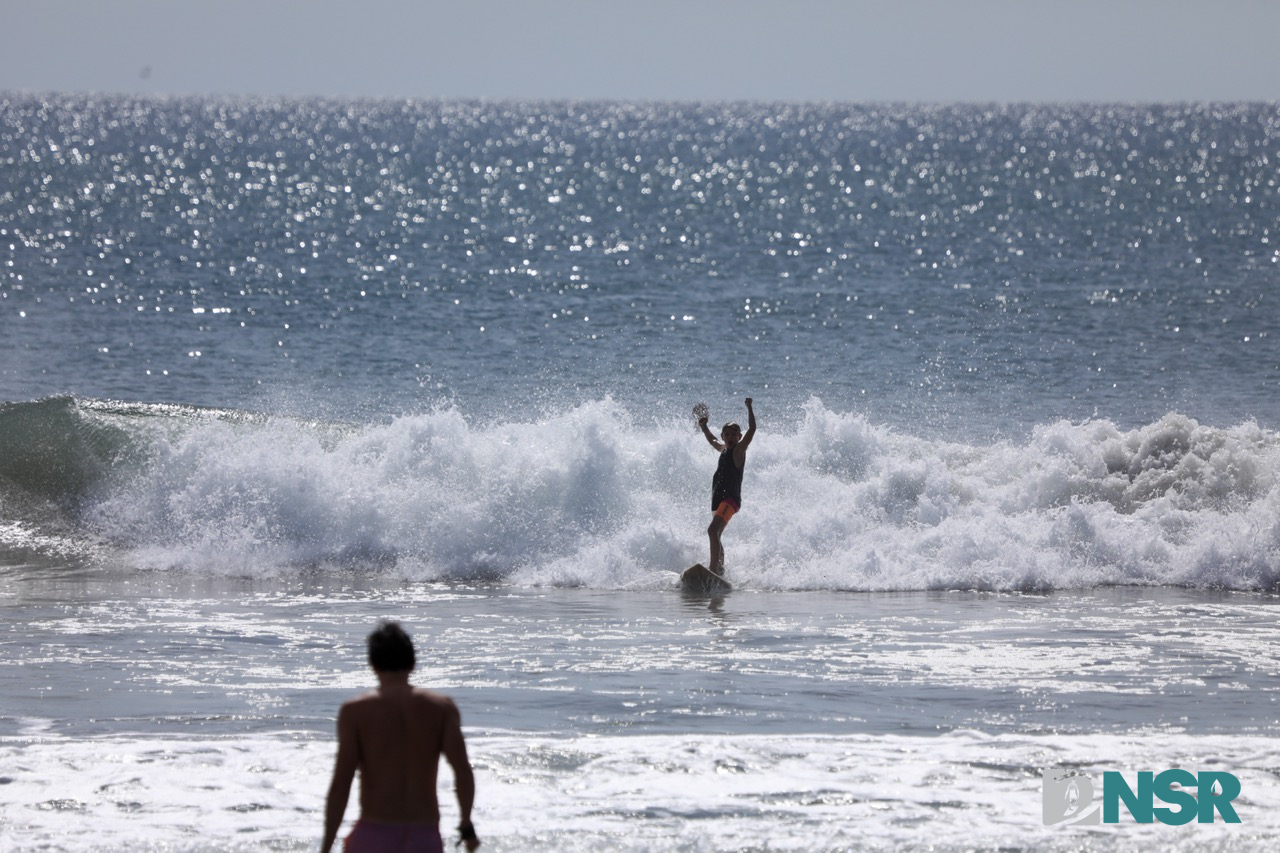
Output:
top-left (713, 500), bottom-right (739, 523)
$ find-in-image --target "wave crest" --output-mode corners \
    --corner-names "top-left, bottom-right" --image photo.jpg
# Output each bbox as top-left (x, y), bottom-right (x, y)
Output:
top-left (2, 396), bottom-right (1278, 591)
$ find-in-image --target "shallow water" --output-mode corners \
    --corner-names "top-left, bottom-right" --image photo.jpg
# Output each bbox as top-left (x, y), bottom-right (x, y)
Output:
top-left (6, 576), bottom-right (1280, 740)
top-left (4, 574), bottom-right (1280, 850)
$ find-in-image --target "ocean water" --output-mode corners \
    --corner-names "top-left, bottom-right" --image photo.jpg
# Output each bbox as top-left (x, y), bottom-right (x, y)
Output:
top-left (3, 95), bottom-right (1280, 851)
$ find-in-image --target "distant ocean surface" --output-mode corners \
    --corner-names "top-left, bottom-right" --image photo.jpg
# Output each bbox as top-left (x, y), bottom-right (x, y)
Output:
top-left (3, 95), bottom-right (1280, 852)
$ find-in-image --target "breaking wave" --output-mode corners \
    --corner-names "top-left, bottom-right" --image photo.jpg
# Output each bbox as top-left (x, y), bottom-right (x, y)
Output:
top-left (2, 395), bottom-right (1279, 591)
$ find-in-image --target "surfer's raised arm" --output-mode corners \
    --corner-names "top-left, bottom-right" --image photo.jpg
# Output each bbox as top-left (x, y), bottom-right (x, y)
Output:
top-left (737, 398), bottom-right (756, 457)
top-left (699, 415), bottom-right (725, 451)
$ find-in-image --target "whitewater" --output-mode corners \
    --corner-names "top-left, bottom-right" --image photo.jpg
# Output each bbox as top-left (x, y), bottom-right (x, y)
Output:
top-left (3, 395), bottom-right (1279, 592)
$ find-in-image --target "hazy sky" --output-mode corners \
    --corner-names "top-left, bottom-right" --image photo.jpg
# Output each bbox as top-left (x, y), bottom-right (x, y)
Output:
top-left (2, 0), bottom-right (1278, 103)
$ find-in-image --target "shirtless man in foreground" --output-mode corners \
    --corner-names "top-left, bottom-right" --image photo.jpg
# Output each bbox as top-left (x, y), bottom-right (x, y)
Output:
top-left (323, 621), bottom-right (479, 853)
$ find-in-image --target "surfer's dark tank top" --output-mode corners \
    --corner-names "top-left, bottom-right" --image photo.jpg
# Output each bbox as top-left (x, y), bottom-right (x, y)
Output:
top-left (712, 448), bottom-right (744, 510)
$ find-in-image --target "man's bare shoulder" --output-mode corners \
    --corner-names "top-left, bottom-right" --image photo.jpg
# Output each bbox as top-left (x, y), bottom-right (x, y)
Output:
top-left (409, 687), bottom-right (459, 713)
top-left (408, 686), bottom-right (454, 701)
top-left (339, 686), bottom-right (457, 715)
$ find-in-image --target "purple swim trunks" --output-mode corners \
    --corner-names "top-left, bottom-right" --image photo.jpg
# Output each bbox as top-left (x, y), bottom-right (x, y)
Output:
top-left (345, 820), bottom-right (443, 853)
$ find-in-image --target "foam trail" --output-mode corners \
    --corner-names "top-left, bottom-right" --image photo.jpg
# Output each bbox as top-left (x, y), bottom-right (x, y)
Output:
top-left (2, 397), bottom-right (1278, 590)
top-left (4, 731), bottom-right (1279, 851)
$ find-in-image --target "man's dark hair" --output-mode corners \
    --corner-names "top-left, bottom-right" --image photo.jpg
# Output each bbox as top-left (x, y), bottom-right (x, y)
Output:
top-left (367, 621), bottom-right (416, 672)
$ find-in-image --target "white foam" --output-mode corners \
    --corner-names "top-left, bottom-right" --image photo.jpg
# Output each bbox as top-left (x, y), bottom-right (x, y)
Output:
top-left (77, 399), bottom-right (1280, 591)
top-left (2, 730), bottom-right (1276, 851)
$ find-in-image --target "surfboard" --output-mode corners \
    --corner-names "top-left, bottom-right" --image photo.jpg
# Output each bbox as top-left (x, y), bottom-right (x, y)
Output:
top-left (681, 563), bottom-right (732, 592)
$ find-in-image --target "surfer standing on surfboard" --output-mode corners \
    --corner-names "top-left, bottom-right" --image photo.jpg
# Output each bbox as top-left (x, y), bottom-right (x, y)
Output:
top-left (697, 397), bottom-right (756, 577)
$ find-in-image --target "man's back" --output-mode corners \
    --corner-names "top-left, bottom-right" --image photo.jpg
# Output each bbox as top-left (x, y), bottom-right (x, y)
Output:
top-left (342, 685), bottom-right (461, 824)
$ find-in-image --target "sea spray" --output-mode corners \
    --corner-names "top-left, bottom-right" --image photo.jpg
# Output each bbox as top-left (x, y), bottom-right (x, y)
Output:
top-left (3, 396), bottom-right (1277, 590)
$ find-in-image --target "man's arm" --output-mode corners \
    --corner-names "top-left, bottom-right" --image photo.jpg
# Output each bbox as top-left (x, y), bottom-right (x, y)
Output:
top-left (322, 705), bottom-right (360, 853)
top-left (699, 417), bottom-right (724, 451)
top-left (736, 398), bottom-right (757, 459)
top-left (442, 700), bottom-right (480, 851)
